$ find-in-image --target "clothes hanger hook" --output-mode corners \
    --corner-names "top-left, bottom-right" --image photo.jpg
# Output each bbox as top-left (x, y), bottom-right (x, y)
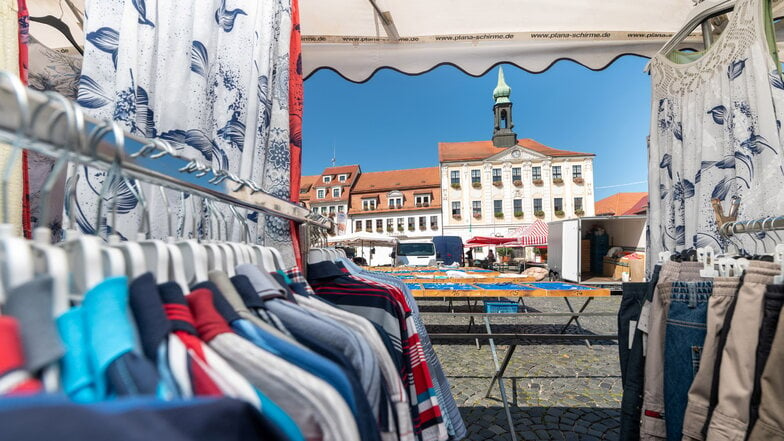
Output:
top-left (0, 71), bottom-right (31, 225)
top-left (38, 93), bottom-right (78, 230)
top-left (93, 121), bottom-right (125, 239)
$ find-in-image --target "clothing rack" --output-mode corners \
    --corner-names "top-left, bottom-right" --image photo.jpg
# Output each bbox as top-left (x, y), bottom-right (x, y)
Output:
top-left (0, 71), bottom-right (332, 230)
top-left (719, 216), bottom-right (784, 237)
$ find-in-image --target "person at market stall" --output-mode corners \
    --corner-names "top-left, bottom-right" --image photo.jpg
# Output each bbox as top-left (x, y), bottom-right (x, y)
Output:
top-left (465, 249), bottom-right (473, 267)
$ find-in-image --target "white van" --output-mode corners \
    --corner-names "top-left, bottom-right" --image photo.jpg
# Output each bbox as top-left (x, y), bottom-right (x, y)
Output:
top-left (394, 240), bottom-right (437, 267)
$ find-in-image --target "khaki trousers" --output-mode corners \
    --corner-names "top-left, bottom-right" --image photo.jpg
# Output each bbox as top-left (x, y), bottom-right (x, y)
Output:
top-left (641, 262), bottom-right (705, 441)
top-left (747, 295), bottom-right (784, 440)
top-left (706, 261), bottom-right (780, 441)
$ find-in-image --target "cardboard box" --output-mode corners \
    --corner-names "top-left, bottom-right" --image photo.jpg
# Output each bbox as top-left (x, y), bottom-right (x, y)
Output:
top-left (629, 254), bottom-right (646, 282)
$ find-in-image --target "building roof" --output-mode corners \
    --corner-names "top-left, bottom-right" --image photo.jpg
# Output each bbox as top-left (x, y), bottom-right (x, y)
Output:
top-left (353, 167), bottom-right (441, 193)
top-left (622, 194), bottom-right (649, 215)
top-left (595, 192), bottom-right (648, 216)
top-left (438, 139), bottom-right (594, 162)
top-left (304, 164), bottom-right (362, 203)
top-left (300, 175), bottom-right (317, 192)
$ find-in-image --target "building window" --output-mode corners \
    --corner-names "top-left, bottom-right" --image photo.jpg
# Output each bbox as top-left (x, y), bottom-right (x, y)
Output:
top-left (572, 165), bottom-right (582, 179)
top-left (323, 176), bottom-right (332, 183)
top-left (338, 174), bottom-right (347, 182)
top-left (362, 198), bottom-right (377, 211)
top-left (355, 220), bottom-right (362, 231)
top-left (574, 197), bottom-right (583, 211)
top-left (450, 170), bottom-right (460, 186)
top-left (387, 218), bottom-right (394, 231)
top-left (554, 197), bottom-right (564, 211)
top-left (534, 198), bottom-right (543, 212)
top-left (513, 199), bottom-right (523, 215)
top-left (397, 218), bottom-right (404, 230)
top-left (471, 169), bottom-right (481, 184)
top-left (365, 220), bottom-right (372, 231)
top-left (415, 194), bottom-right (431, 207)
top-left (332, 187), bottom-right (340, 198)
top-left (312, 207), bottom-right (318, 213)
top-left (408, 217), bottom-right (415, 230)
top-left (328, 206), bottom-right (336, 214)
top-left (419, 216), bottom-right (426, 229)
top-left (532, 166), bottom-right (542, 180)
top-left (320, 206), bottom-right (327, 214)
top-left (430, 216), bottom-right (438, 229)
top-left (512, 167), bottom-right (522, 182)
top-left (316, 188), bottom-right (325, 199)
top-left (388, 196), bottom-right (403, 208)
top-left (337, 205), bottom-right (344, 213)
top-left (492, 168), bottom-right (502, 184)
top-left (472, 201), bottom-right (482, 217)
top-left (452, 201), bottom-right (461, 217)
top-left (376, 219), bottom-right (383, 231)
top-left (494, 200), bottom-right (503, 216)
top-left (552, 166), bottom-right (562, 180)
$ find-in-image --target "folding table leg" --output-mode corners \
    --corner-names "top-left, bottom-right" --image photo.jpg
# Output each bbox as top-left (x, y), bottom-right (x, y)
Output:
top-left (483, 317), bottom-right (518, 441)
top-left (560, 297), bottom-right (593, 348)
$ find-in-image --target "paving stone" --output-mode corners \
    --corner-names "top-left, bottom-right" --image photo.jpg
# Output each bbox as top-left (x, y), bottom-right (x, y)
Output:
top-left (423, 296), bottom-right (623, 440)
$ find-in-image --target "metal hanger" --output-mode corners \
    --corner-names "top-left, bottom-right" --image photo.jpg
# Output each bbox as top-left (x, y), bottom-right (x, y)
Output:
top-left (174, 192), bottom-right (208, 285)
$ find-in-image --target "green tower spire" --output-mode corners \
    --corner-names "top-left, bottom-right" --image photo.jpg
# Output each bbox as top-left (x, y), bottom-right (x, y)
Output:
top-left (493, 66), bottom-right (511, 104)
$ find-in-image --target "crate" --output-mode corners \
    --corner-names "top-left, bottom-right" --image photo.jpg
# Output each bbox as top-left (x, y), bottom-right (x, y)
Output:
top-left (483, 300), bottom-right (519, 313)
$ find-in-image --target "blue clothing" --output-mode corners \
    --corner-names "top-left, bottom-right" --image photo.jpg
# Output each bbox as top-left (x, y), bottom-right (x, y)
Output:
top-left (57, 307), bottom-right (96, 402)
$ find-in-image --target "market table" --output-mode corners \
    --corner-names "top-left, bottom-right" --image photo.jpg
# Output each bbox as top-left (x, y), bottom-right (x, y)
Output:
top-left (411, 280), bottom-right (617, 441)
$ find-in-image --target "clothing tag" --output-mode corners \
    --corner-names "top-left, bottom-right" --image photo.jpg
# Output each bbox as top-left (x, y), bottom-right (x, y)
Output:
top-left (629, 320), bottom-right (637, 349)
top-left (642, 333), bottom-right (648, 355)
top-left (637, 301), bottom-right (652, 334)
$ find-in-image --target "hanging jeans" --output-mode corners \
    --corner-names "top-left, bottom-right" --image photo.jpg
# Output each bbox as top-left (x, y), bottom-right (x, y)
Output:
top-left (747, 291), bottom-right (784, 441)
top-left (619, 266), bottom-right (661, 441)
top-left (663, 281), bottom-right (712, 441)
top-left (706, 261), bottom-right (780, 441)
top-left (748, 285), bottom-right (784, 433)
top-left (681, 278), bottom-right (739, 441)
top-left (641, 262), bottom-right (704, 441)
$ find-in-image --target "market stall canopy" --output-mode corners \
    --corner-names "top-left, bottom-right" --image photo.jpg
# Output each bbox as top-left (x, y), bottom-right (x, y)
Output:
top-left (301, 0), bottom-right (719, 82)
top-left (466, 236), bottom-right (519, 248)
top-left (327, 232), bottom-right (399, 246)
top-left (513, 219), bottom-right (549, 246)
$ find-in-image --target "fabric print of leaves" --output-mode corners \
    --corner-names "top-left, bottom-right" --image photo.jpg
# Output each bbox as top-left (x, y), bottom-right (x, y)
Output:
top-left (132, 0), bottom-right (155, 27)
top-left (695, 155), bottom-right (738, 183)
top-left (77, 75), bottom-right (111, 108)
top-left (247, 211), bottom-right (258, 223)
top-left (86, 27), bottom-right (120, 69)
top-left (675, 225), bottom-right (686, 246)
top-left (257, 75), bottom-right (272, 131)
top-left (711, 176), bottom-right (749, 201)
top-left (770, 70), bottom-right (784, 90)
top-left (134, 86), bottom-right (157, 138)
top-left (673, 122), bottom-right (683, 141)
top-left (741, 134), bottom-right (777, 155)
top-left (660, 153), bottom-right (672, 179)
top-left (727, 59), bottom-right (746, 80)
top-left (215, 0), bottom-right (247, 32)
top-left (190, 41), bottom-right (209, 77)
top-left (707, 105), bottom-right (727, 125)
top-left (659, 183), bottom-right (669, 200)
top-left (672, 176), bottom-right (695, 201)
top-left (217, 113), bottom-right (246, 151)
top-left (160, 129), bottom-right (229, 170)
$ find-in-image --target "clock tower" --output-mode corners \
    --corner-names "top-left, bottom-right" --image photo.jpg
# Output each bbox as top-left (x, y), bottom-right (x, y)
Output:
top-left (492, 66), bottom-right (518, 148)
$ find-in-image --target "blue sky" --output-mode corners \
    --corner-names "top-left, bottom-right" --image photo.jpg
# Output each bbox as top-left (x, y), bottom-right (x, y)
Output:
top-left (302, 55), bottom-right (652, 201)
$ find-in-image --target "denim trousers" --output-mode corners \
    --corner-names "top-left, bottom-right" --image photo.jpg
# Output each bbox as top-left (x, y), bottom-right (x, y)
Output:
top-left (682, 278), bottom-right (739, 441)
top-left (663, 281), bottom-right (712, 441)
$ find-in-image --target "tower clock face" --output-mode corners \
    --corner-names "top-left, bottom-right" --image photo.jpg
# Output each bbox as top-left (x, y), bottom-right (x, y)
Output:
top-left (511, 150), bottom-right (521, 158)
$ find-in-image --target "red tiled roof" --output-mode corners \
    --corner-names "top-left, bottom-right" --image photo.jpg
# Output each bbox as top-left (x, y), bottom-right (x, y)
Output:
top-left (438, 139), bottom-right (594, 162)
top-left (623, 194), bottom-right (649, 215)
top-left (300, 175), bottom-right (317, 193)
top-left (595, 192), bottom-right (648, 216)
top-left (353, 167), bottom-right (441, 193)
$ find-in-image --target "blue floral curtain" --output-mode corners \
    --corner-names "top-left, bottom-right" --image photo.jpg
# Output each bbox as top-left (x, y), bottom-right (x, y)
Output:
top-left (71, 0), bottom-right (295, 264)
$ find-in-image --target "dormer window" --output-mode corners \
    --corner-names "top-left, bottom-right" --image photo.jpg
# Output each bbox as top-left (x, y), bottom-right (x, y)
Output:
top-left (338, 174), bottom-right (348, 182)
top-left (388, 190), bottom-right (404, 209)
top-left (414, 194), bottom-right (431, 207)
top-left (332, 187), bottom-right (341, 197)
top-left (316, 189), bottom-right (325, 199)
top-left (323, 176), bottom-right (332, 183)
top-left (362, 198), bottom-right (377, 211)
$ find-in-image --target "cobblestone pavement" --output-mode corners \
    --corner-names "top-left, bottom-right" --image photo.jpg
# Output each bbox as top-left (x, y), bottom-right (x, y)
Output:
top-left (420, 296), bottom-right (622, 440)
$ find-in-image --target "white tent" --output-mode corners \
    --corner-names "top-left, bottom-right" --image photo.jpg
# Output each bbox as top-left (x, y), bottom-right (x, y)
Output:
top-left (327, 232), bottom-right (398, 247)
top-left (299, 0), bottom-right (773, 82)
top-left (33, 1), bottom-right (784, 83)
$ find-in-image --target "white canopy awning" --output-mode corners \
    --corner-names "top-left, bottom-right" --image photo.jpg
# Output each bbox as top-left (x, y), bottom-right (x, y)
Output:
top-left (327, 232), bottom-right (398, 247)
top-left (300, 0), bottom-right (715, 82)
